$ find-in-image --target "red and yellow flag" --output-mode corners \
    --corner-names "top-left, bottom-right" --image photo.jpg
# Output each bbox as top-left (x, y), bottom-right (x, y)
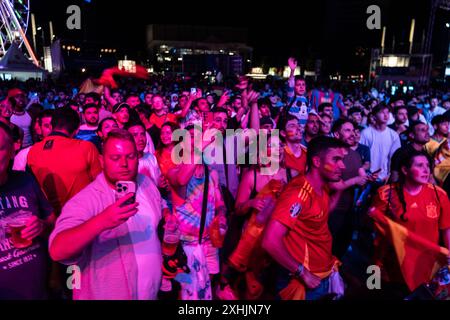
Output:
top-left (370, 208), bottom-right (449, 291)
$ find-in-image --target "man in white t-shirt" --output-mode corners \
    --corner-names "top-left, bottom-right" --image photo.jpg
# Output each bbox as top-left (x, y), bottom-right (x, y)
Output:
top-left (126, 121), bottom-right (161, 185)
top-left (9, 88), bottom-right (33, 148)
top-left (360, 104), bottom-right (401, 182)
top-left (49, 129), bottom-right (162, 300)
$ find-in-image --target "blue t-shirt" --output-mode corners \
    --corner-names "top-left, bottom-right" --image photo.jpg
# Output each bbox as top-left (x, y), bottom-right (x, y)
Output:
top-left (75, 130), bottom-right (102, 153)
top-left (0, 171), bottom-right (53, 299)
top-left (285, 95), bottom-right (310, 124)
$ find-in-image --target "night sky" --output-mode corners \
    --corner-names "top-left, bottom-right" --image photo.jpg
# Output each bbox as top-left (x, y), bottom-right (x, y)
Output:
top-left (31, 0), bottom-right (446, 75)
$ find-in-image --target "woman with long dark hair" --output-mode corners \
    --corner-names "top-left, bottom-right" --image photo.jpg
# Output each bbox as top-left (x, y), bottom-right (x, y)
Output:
top-left (369, 150), bottom-right (450, 298)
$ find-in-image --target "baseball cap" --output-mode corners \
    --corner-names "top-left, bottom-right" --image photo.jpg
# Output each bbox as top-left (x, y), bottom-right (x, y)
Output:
top-left (112, 102), bottom-right (130, 113)
top-left (7, 88), bottom-right (25, 98)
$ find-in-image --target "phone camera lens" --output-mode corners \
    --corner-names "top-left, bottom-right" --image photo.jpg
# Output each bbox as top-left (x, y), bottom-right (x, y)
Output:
top-left (123, 186), bottom-right (128, 191)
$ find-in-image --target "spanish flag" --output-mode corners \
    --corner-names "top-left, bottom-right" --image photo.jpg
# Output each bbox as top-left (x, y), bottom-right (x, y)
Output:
top-left (370, 208), bottom-right (449, 291)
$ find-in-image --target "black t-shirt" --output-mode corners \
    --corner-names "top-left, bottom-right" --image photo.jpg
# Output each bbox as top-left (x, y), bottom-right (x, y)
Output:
top-left (356, 143), bottom-right (371, 166)
top-left (0, 171), bottom-right (53, 300)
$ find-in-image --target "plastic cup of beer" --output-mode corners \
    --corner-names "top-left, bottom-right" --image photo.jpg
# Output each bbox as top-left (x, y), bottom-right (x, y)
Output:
top-left (162, 219), bottom-right (180, 256)
top-left (7, 212), bottom-right (33, 249)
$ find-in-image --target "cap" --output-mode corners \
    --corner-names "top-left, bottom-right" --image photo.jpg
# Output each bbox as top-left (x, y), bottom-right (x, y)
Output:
top-left (112, 102), bottom-right (130, 113)
top-left (7, 88), bottom-right (25, 98)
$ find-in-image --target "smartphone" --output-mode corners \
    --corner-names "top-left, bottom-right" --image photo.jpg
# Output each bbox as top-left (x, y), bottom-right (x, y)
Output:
top-left (115, 181), bottom-right (136, 206)
top-left (190, 88), bottom-right (197, 96)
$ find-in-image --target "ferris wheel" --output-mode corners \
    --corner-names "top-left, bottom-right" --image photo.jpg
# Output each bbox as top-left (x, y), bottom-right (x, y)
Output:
top-left (0, 0), bottom-right (38, 65)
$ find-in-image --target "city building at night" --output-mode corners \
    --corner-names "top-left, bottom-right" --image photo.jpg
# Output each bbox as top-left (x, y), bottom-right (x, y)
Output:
top-left (146, 24), bottom-right (253, 76)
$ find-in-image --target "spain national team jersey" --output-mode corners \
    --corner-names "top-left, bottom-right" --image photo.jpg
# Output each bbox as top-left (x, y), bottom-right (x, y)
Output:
top-left (372, 183), bottom-right (450, 246)
top-left (371, 183), bottom-right (450, 288)
top-left (283, 145), bottom-right (307, 176)
top-left (271, 175), bottom-right (334, 273)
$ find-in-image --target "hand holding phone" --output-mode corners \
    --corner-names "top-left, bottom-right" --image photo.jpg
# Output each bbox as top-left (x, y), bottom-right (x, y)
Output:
top-left (115, 181), bottom-right (136, 206)
top-left (98, 190), bottom-right (138, 231)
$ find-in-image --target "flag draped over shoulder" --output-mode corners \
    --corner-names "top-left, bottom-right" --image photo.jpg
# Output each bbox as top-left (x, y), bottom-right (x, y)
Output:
top-left (370, 208), bottom-right (449, 291)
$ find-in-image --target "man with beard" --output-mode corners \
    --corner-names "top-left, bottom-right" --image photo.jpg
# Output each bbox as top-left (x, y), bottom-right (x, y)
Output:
top-left (329, 119), bottom-right (369, 259)
top-left (301, 113), bottom-right (320, 147)
top-left (75, 104), bottom-right (102, 151)
top-left (263, 136), bottom-right (347, 300)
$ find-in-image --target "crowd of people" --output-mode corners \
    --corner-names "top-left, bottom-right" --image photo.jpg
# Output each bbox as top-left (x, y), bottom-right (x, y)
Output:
top-left (1, 56), bottom-right (450, 300)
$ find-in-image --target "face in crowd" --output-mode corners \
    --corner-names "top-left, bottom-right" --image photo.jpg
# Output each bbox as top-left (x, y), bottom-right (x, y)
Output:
top-left (395, 107), bottom-right (408, 124)
top-left (160, 124), bottom-right (175, 147)
top-left (12, 93), bottom-right (27, 110)
top-left (375, 107), bottom-right (390, 125)
top-left (232, 98), bottom-right (242, 110)
top-left (113, 91), bottom-right (124, 105)
top-left (98, 119), bottom-right (119, 141)
top-left (320, 115), bottom-right (332, 136)
top-left (349, 111), bottom-right (362, 125)
top-left (152, 95), bottom-right (165, 113)
top-left (84, 106), bottom-right (99, 127)
top-left (295, 79), bottom-right (306, 96)
top-left (410, 123), bottom-right (430, 145)
top-left (321, 105), bottom-right (333, 118)
top-left (197, 98), bottom-right (210, 113)
top-left (46, 91), bottom-right (55, 103)
top-left (0, 99), bottom-right (12, 120)
top-left (144, 93), bottom-right (153, 106)
top-left (101, 134), bottom-right (139, 184)
top-left (259, 103), bottom-right (271, 118)
top-left (128, 124), bottom-right (147, 154)
top-left (282, 119), bottom-right (303, 144)
top-left (126, 96), bottom-right (141, 108)
top-left (402, 155), bottom-right (430, 186)
top-left (211, 111), bottom-right (228, 134)
top-left (334, 122), bottom-right (356, 147)
top-left (206, 95), bottom-right (214, 105)
top-left (315, 147), bottom-right (347, 182)
top-left (178, 95), bottom-right (188, 109)
top-left (114, 107), bottom-right (130, 127)
top-left (434, 121), bottom-right (449, 137)
top-left (305, 114), bottom-right (320, 137)
top-left (35, 115), bottom-right (53, 139)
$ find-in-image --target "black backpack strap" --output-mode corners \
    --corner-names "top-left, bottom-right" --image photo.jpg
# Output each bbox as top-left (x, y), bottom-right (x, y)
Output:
top-left (287, 168), bottom-right (292, 182)
top-left (199, 165), bottom-right (210, 244)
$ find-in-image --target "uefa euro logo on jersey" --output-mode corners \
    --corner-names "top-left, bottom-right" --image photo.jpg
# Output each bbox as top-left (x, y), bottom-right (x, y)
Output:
top-left (290, 203), bottom-right (302, 218)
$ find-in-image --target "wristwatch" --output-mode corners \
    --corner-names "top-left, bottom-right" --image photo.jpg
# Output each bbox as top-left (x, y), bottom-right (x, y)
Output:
top-left (293, 264), bottom-right (304, 278)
